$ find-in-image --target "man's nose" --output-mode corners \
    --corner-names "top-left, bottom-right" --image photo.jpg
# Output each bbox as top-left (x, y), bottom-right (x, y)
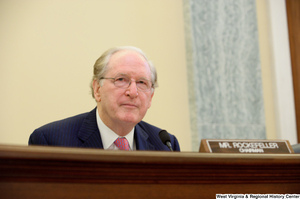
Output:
top-left (126, 81), bottom-right (138, 98)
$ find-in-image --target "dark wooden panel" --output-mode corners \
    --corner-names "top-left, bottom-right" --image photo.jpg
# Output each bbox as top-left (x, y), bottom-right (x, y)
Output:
top-left (0, 183), bottom-right (299, 199)
top-left (0, 145), bottom-right (299, 199)
top-left (286, 0), bottom-right (300, 143)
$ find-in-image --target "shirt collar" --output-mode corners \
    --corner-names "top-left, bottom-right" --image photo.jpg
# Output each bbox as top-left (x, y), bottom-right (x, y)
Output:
top-left (96, 108), bottom-right (135, 150)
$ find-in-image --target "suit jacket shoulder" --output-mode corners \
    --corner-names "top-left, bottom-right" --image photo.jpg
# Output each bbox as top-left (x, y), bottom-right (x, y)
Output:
top-left (29, 108), bottom-right (102, 148)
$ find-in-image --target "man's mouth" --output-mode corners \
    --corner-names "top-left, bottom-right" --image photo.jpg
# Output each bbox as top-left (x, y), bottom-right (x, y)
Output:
top-left (121, 103), bottom-right (138, 108)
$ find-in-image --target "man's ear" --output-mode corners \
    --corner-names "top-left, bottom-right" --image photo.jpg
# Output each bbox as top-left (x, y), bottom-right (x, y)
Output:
top-left (93, 79), bottom-right (101, 102)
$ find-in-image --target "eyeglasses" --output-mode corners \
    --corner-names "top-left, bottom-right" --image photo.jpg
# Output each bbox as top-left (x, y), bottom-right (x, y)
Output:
top-left (100, 76), bottom-right (153, 92)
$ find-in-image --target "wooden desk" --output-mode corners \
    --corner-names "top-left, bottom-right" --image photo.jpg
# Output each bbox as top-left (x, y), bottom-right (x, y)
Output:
top-left (0, 145), bottom-right (299, 198)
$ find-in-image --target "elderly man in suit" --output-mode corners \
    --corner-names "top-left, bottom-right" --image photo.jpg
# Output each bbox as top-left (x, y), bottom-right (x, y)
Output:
top-left (29, 46), bottom-right (180, 151)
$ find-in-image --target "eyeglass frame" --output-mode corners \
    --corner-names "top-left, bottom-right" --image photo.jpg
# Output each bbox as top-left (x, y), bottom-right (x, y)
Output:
top-left (99, 76), bottom-right (154, 92)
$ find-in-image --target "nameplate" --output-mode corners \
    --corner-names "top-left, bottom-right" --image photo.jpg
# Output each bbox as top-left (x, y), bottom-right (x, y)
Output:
top-left (199, 139), bottom-right (294, 153)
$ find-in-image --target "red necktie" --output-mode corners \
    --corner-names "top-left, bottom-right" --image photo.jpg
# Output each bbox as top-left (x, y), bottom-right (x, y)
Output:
top-left (114, 137), bottom-right (130, 150)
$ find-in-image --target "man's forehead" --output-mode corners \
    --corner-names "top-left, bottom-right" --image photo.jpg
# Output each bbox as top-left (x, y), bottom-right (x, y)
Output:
top-left (110, 50), bottom-right (147, 63)
top-left (107, 50), bottom-right (150, 71)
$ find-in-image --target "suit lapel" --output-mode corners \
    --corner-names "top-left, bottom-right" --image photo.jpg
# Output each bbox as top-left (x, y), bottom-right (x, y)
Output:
top-left (78, 108), bottom-right (104, 148)
top-left (135, 124), bottom-right (155, 150)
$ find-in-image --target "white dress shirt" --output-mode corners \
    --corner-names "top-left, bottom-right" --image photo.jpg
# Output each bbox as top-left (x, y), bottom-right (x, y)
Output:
top-left (96, 109), bottom-right (136, 150)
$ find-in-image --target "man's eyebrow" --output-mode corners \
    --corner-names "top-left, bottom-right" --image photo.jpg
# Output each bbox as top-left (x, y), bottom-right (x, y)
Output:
top-left (115, 73), bottom-right (150, 81)
top-left (138, 77), bottom-right (150, 81)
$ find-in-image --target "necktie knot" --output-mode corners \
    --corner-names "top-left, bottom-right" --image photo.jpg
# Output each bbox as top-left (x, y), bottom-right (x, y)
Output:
top-left (114, 137), bottom-right (130, 151)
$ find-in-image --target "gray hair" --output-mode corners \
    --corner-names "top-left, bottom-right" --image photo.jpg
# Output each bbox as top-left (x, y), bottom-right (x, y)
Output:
top-left (90, 46), bottom-right (157, 98)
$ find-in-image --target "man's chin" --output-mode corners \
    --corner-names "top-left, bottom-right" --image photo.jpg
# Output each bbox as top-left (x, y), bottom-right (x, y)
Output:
top-left (121, 118), bottom-right (138, 124)
top-left (119, 115), bottom-right (141, 125)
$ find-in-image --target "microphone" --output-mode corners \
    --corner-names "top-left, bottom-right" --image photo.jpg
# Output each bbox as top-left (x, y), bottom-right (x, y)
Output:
top-left (159, 130), bottom-right (173, 151)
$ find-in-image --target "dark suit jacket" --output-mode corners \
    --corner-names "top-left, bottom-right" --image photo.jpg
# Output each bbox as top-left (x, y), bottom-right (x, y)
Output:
top-left (29, 108), bottom-right (180, 151)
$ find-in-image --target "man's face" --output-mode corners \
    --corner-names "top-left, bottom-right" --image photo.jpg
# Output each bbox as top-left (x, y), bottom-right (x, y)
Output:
top-left (93, 50), bottom-right (154, 129)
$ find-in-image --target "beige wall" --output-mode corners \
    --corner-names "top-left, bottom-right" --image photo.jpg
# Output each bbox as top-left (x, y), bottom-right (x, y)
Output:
top-left (0, 0), bottom-right (192, 151)
top-left (256, 0), bottom-right (297, 144)
top-left (256, 0), bottom-right (277, 140)
top-left (1, 0), bottom-right (294, 151)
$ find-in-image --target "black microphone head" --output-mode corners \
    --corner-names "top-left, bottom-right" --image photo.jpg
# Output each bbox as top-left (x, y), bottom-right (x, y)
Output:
top-left (159, 130), bottom-right (171, 145)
